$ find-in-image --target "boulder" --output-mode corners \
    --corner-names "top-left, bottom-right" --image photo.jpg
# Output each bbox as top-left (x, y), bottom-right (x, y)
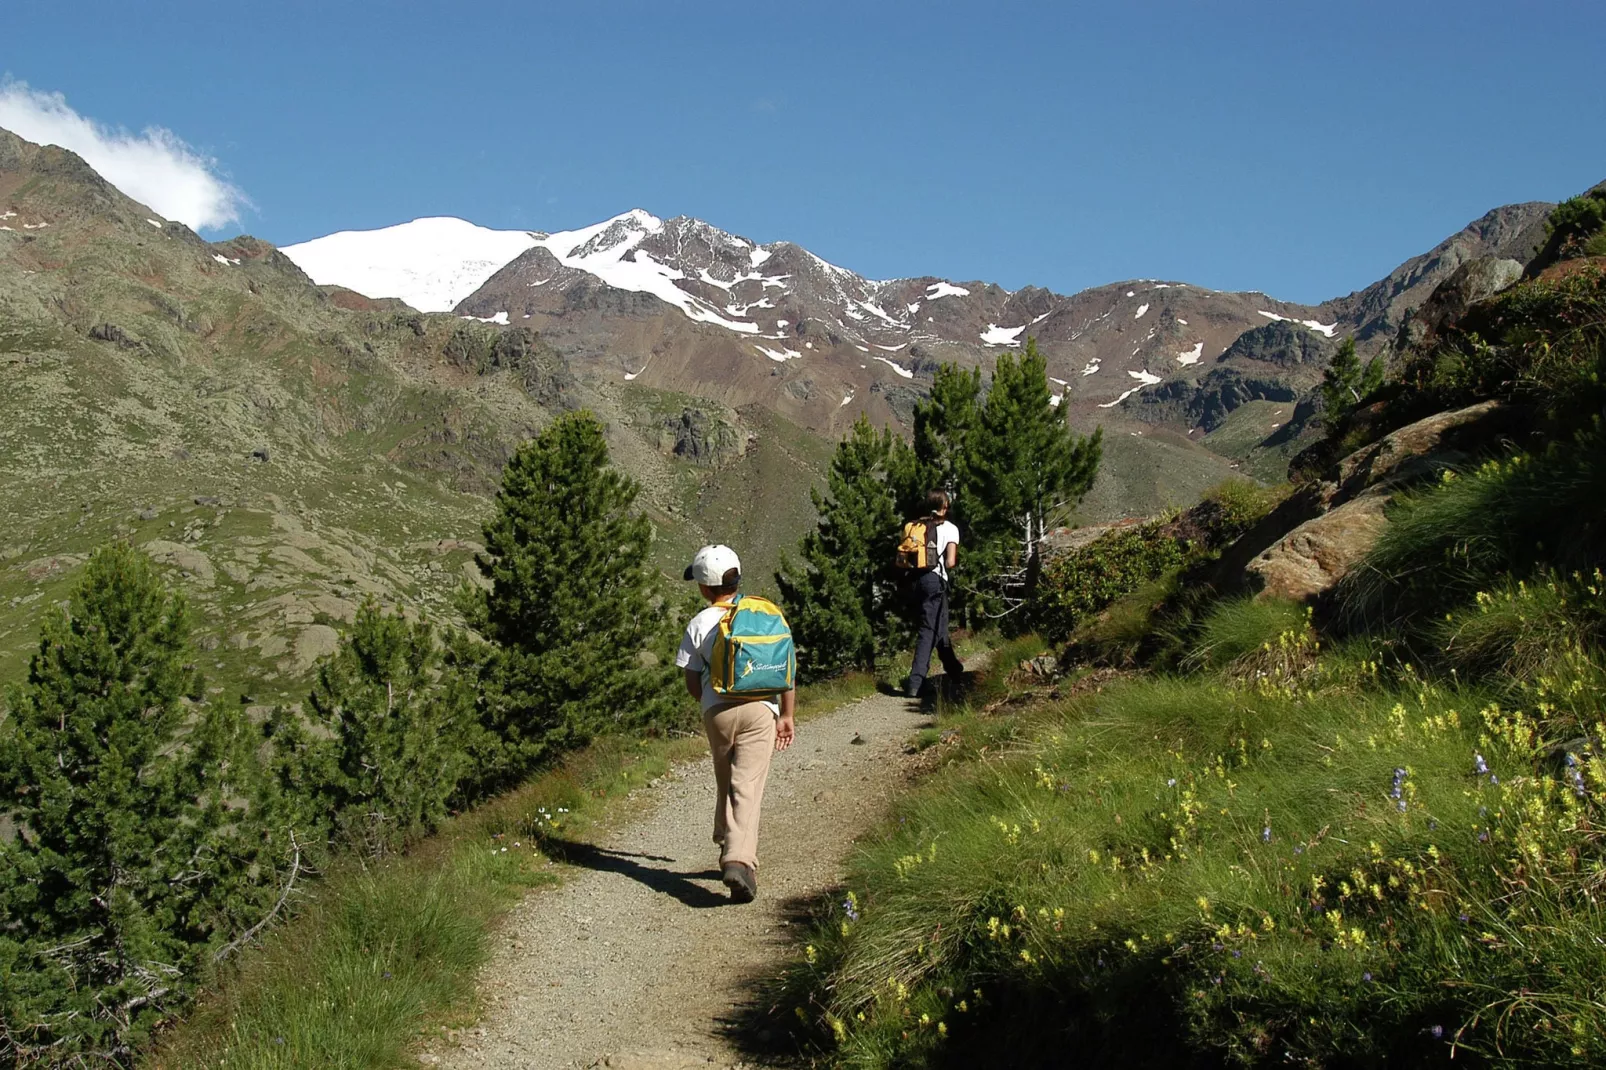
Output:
top-left (1395, 257), bottom-right (1523, 350)
top-left (659, 406), bottom-right (744, 466)
top-left (1246, 491), bottom-right (1391, 603)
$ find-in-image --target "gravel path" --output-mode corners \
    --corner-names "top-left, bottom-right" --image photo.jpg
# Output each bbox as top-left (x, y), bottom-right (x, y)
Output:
top-left (434, 687), bottom-right (938, 1070)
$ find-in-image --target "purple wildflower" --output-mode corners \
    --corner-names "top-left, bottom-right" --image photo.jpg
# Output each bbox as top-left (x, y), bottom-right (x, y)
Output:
top-left (1431, 1024), bottom-right (1445, 1040)
top-left (1473, 753), bottom-right (1489, 776)
top-left (1262, 826), bottom-right (1272, 843)
top-left (842, 897), bottom-right (859, 921)
top-left (1362, 971), bottom-right (1373, 982)
top-left (1565, 753), bottom-right (1588, 800)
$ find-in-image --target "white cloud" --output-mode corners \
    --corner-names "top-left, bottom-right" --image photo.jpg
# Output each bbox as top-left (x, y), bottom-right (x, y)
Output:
top-left (0, 81), bottom-right (247, 230)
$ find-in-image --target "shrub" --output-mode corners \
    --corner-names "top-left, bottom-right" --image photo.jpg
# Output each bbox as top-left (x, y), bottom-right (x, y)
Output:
top-left (1033, 521), bottom-right (1185, 642)
top-left (268, 601), bottom-right (472, 857)
top-left (0, 545), bottom-right (279, 1064)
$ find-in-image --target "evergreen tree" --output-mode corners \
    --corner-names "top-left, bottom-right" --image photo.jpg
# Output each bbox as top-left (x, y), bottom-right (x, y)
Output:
top-left (460, 411), bottom-right (679, 792)
top-left (966, 339), bottom-right (1102, 617)
top-left (902, 363), bottom-right (983, 515)
top-left (268, 601), bottom-right (471, 856)
top-left (0, 545), bottom-right (274, 1063)
top-left (1320, 336), bottom-right (1384, 423)
top-left (776, 415), bottom-right (904, 679)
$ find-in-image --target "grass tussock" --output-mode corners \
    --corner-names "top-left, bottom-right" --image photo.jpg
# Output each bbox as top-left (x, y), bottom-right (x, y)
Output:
top-left (780, 663), bottom-right (1606, 1068)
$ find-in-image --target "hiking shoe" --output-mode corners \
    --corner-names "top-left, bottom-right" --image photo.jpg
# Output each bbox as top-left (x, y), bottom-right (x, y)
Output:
top-left (904, 676), bottom-right (924, 699)
top-left (722, 861), bottom-right (757, 903)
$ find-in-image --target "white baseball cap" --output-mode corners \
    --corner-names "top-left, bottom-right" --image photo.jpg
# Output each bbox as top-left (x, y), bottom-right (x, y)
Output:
top-left (684, 544), bottom-right (742, 584)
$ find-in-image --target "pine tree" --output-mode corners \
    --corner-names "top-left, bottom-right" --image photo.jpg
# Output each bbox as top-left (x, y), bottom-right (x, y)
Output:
top-left (904, 363), bottom-right (983, 514)
top-left (966, 338), bottom-right (1102, 617)
top-left (0, 544), bottom-right (274, 1063)
top-left (460, 411), bottom-right (679, 792)
top-left (268, 601), bottom-right (471, 856)
top-left (776, 415), bottom-right (904, 679)
top-left (1320, 336), bottom-right (1383, 423)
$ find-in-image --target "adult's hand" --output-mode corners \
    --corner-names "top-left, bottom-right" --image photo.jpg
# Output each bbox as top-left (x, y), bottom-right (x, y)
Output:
top-left (775, 712), bottom-right (796, 752)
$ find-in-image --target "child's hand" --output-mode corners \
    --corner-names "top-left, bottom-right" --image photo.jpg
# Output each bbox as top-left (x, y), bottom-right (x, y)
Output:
top-left (775, 712), bottom-right (796, 752)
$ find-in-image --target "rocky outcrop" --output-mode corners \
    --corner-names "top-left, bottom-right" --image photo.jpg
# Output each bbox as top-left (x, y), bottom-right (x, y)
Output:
top-left (1246, 492), bottom-right (1390, 603)
top-left (1218, 320), bottom-right (1337, 369)
top-left (1237, 401), bottom-right (1514, 603)
top-left (1395, 257), bottom-right (1523, 350)
top-left (1137, 367), bottom-right (1300, 431)
top-left (659, 406), bottom-right (745, 466)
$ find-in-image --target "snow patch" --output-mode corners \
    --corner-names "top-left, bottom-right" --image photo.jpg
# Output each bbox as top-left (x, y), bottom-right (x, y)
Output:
top-left (755, 344), bottom-right (802, 362)
top-left (1129, 368), bottom-right (1163, 386)
top-left (854, 344), bottom-right (869, 353)
top-left (776, 319), bottom-right (789, 329)
top-left (1125, 290), bottom-right (1135, 297)
top-left (1049, 376), bottom-right (1069, 386)
top-left (1134, 303), bottom-right (1150, 320)
top-left (1099, 388), bottom-right (1142, 408)
top-left (1032, 311), bottom-right (1053, 324)
top-left (980, 323), bottom-right (1025, 346)
top-left (873, 356), bottom-right (914, 379)
top-left (1176, 341), bottom-right (1203, 366)
top-left (907, 302), bottom-right (921, 314)
top-left (145, 217), bottom-right (162, 228)
top-left (840, 392), bottom-right (855, 408)
top-left (1049, 394), bottom-right (1064, 408)
top-left (749, 247), bottom-right (773, 268)
top-left (874, 343), bottom-right (906, 352)
top-left (211, 254), bottom-right (233, 266)
top-left (1177, 318), bottom-right (1188, 325)
top-left (1081, 359), bottom-right (1101, 376)
top-left (1257, 310), bottom-right (1339, 337)
top-left (463, 311), bottom-right (510, 325)
top-left (624, 361), bottom-right (649, 381)
top-left (925, 281), bottom-right (970, 300)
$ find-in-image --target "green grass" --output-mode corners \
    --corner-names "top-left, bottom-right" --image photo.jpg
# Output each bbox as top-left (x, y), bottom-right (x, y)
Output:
top-left (778, 662), bottom-right (1606, 1068)
top-left (146, 670), bottom-right (884, 1068)
top-left (1182, 595), bottom-right (1311, 672)
top-left (1335, 431), bottom-right (1606, 636)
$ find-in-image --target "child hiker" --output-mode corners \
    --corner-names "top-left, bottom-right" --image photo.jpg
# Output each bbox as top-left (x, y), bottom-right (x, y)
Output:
top-left (676, 544), bottom-right (797, 903)
top-left (900, 490), bottom-right (964, 698)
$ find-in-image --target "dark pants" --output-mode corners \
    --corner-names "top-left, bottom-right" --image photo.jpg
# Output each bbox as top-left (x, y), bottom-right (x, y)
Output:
top-left (908, 570), bottom-right (964, 691)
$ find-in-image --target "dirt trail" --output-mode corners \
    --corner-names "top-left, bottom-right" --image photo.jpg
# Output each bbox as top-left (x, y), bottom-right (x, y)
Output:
top-left (434, 687), bottom-right (941, 1070)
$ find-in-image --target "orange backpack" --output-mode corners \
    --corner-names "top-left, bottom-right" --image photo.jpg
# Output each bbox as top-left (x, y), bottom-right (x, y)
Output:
top-left (895, 517), bottom-right (941, 571)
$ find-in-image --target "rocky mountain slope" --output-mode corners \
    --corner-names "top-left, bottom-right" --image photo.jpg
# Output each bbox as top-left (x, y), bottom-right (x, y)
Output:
top-left (287, 202), bottom-right (1554, 438)
top-left (0, 129), bottom-right (828, 705)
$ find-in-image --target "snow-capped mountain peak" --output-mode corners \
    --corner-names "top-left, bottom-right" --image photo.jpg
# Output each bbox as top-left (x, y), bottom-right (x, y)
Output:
top-left (282, 216), bottom-right (542, 313)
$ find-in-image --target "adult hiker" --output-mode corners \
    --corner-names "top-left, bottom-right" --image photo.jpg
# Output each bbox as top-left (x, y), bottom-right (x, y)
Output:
top-left (898, 489), bottom-right (964, 698)
top-left (676, 544), bottom-right (797, 903)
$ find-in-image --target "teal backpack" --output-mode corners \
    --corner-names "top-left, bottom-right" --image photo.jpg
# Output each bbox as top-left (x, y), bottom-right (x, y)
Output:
top-left (708, 594), bottom-right (796, 698)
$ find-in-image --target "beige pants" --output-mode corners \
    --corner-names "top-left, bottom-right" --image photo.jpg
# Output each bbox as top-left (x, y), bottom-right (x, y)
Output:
top-left (702, 700), bottom-right (777, 869)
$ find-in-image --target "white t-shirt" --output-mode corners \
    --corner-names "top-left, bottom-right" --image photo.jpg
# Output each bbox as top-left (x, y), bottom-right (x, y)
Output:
top-left (676, 603), bottom-right (782, 716)
top-left (932, 520), bottom-right (960, 582)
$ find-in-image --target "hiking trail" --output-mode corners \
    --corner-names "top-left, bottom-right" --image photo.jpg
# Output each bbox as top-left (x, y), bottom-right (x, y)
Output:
top-left (428, 685), bottom-right (946, 1070)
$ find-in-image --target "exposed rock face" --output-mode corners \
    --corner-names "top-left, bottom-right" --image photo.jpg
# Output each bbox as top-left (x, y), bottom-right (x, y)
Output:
top-left (1218, 320), bottom-right (1337, 369)
top-left (1395, 257), bottom-right (1523, 350)
top-left (659, 406), bottom-right (745, 466)
top-left (1327, 202), bottom-right (1554, 347)
top-left (1246, 492), bottom-right (1391, 603)
top-left (1137, 367), bottom-right (1301, 431)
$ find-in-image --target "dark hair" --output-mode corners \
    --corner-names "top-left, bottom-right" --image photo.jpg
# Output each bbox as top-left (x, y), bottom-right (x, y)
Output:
top-left (925, 489), bottom-right (951, 516)
top-left (706, 567), bottom-right (741, 598)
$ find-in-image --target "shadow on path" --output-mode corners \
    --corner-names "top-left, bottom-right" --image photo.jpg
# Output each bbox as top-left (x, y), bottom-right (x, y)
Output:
top-left (539, 838), bottom-right (729, 909)
top-left (717, 884), bottom-right (840, 1065)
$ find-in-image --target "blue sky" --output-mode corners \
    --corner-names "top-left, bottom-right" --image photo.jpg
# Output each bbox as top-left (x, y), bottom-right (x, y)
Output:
top-left (3, 0), bottom-right (1603, 303)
